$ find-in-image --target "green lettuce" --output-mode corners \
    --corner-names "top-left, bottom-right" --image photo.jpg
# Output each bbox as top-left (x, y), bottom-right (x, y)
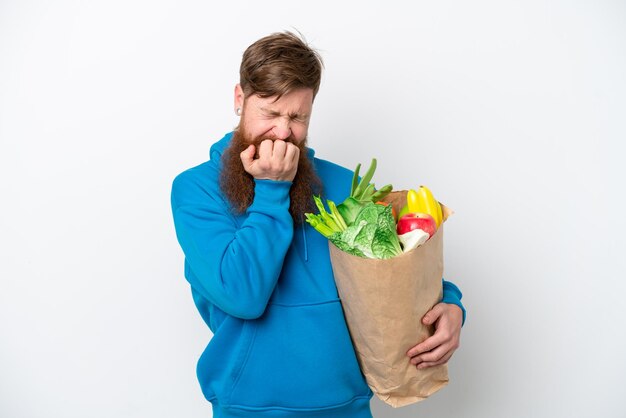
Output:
top-left (328, 202), bottom-right (402, 259)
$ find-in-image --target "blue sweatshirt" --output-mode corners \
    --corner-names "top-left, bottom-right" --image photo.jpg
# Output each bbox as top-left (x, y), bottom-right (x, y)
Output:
top-left (171, 132), bottom-right (465, 418)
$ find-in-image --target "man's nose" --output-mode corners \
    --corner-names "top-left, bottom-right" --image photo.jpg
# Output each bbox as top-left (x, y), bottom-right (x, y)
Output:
top-left (272, 117), bottom-right (292, 140)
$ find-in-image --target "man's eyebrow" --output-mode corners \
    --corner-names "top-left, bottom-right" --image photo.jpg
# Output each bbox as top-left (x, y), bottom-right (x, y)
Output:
top-left (259, 106), bottom-right (281, 116)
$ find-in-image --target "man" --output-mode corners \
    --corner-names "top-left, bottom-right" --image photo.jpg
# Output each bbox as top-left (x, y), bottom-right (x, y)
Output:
top-left (171, 31), bottom-right (465, 418)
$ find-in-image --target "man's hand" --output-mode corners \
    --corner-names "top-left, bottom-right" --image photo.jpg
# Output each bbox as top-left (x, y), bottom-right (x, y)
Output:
top-left (240, 139), bottom-right (300, 182)
top-left (406, 303), bottom-right (462, 369)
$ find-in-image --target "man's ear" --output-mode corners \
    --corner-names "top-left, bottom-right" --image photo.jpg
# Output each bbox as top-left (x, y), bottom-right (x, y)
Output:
top-left (234, 84), bottom-right (244, 114)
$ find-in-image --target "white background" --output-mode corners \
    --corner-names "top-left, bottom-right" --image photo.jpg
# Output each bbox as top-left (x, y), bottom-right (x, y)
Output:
top-left (1, 1), bottom-right (625, 417)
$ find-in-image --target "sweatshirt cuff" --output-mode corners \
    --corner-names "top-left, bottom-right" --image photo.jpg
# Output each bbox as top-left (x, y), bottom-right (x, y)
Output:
top-left (247, 179), bottom-right (292, 215)
top-left (441, 279), bottom-right (466, 326)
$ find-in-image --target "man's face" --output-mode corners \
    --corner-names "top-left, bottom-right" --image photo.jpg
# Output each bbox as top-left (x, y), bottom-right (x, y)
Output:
top-left (235, 86), bottom-right (314, 145)
top-left (221, 86), bottom-right (321, 222)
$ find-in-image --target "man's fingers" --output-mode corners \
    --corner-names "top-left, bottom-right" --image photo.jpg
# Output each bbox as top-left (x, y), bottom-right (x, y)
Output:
top-left (422, 303), bottom-right (445, 325)
top-left (406, 302), bottom-right (463, 370)
top-left (240, 144), bottom-right (256, 167)
top-left (271, 139), bottom-right (287, 158)
top-left (285, 142), bottom-right (300, 164)
top-left (241, 139), bottom-right (300, 181)
top-left (406, 333), bottom-right (446, 358)
top-left (416, 350), bottom-right (454, 369)
top-left (257, 139), bottom-right (275, 158)
top-left (410, 342), bottom-right (449, 365)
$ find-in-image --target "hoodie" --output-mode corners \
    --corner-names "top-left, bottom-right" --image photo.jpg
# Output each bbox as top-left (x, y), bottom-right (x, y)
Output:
top-left (171, 132), bottom-right (465, 417)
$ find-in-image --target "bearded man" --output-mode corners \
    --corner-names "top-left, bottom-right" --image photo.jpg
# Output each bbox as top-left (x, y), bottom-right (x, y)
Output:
top-left (171, 31), bottom-right (465, 418)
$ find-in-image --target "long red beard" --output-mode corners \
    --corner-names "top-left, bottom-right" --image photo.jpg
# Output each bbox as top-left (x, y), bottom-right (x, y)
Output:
top-left (219, 129), bottom-right (322, 224)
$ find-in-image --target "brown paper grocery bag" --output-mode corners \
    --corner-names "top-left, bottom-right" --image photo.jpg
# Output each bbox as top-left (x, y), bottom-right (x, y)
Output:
top-left (328, 190), bottom-right (453, 407)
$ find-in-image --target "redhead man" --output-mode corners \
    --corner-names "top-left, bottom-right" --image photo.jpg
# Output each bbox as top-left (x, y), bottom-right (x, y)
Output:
top-left (171, 31), bottom-right (465, 418)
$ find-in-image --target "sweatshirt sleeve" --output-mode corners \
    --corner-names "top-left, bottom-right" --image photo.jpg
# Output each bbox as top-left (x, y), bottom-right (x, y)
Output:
top-left (171, 174), bottom-right (294, 320)
top-left (442, 279), bottom-right (466, 325)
